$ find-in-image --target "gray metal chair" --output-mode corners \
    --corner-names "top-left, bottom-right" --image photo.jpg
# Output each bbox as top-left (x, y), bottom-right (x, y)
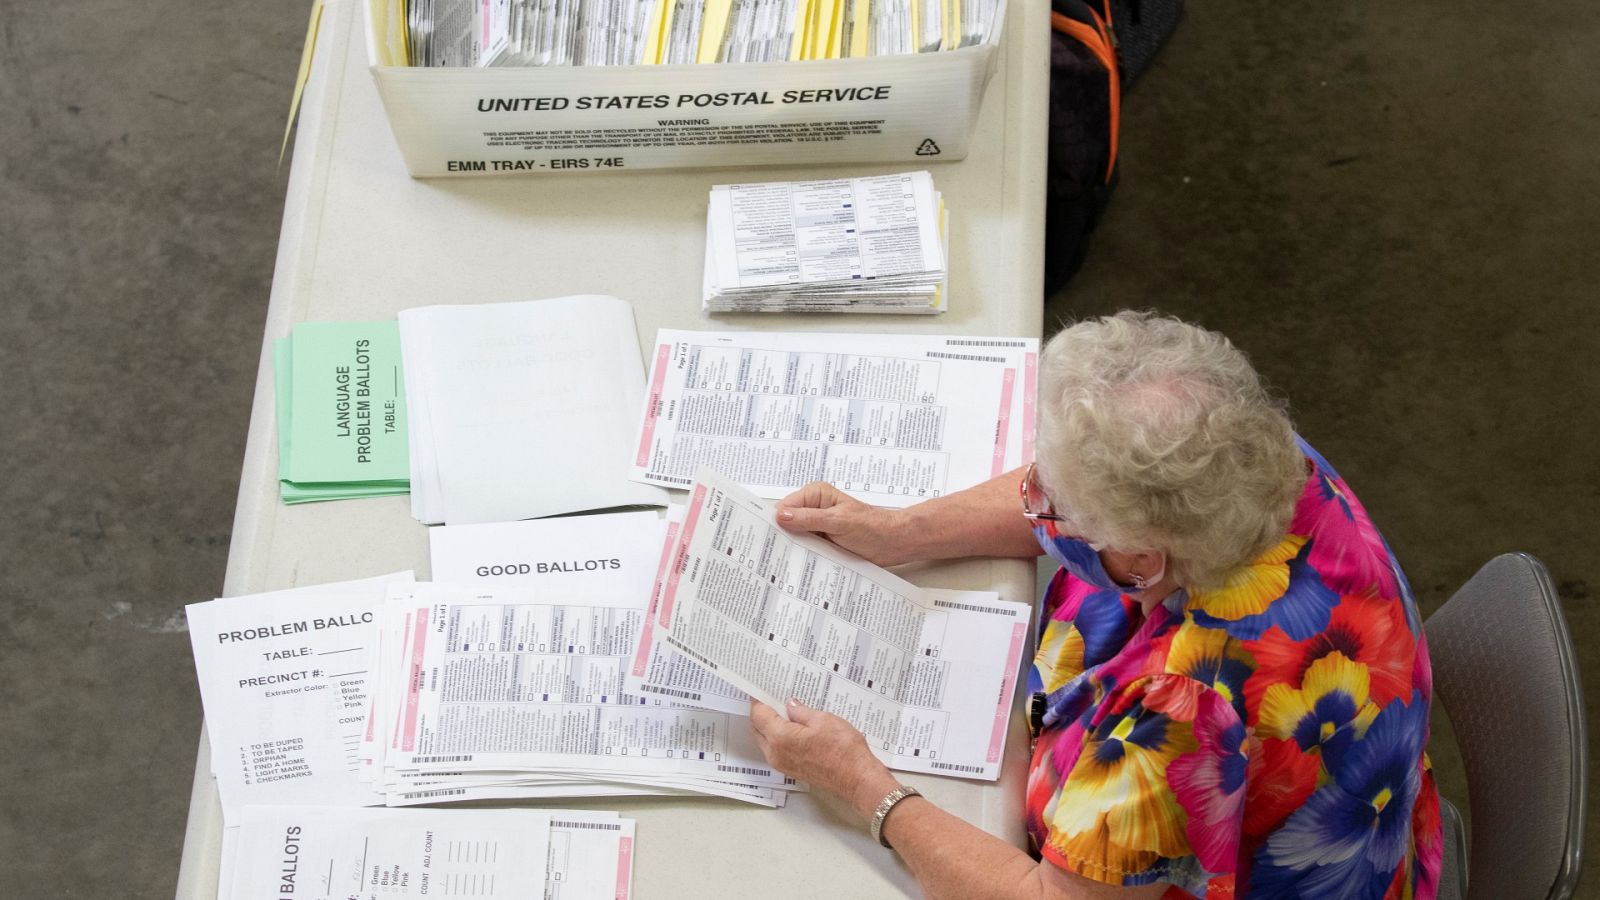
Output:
top-left (1437, 796), bottom-right (1468, 900)
top-left (1425, 553), bottom-right (1588, 900)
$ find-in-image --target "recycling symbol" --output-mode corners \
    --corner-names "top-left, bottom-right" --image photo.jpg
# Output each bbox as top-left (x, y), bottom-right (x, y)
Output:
top-left (915, 138), bottom-right (941, 156)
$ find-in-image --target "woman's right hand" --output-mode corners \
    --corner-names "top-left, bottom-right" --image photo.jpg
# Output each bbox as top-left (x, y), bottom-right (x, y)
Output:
top-left (773, 482), bottom-right (916, 567)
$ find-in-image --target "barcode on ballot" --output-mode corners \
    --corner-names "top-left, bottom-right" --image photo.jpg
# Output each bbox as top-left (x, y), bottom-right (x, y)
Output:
top-left (412, 754), bottom-right (475, 763)
top-left (399, 788), bottom-right (467, 799)
top-left (945, 339), bottom-right (1029, 348)
top-left (552, 820), bottom-right (623, 831)
top-left (926, 351), bottom-right (1006, 364)
top-left (648, 473), bottom-right (694, 486)
top-left (932, 599), bottom-right (1017, 616)
top-left (667, 637), bottom-right (718, 670)
top-left (643, 684), bottom-right (703, 701)
top-left (718, 764), bottom-right (773, 777)
top-left (931, 762), bottom-right (985, 774)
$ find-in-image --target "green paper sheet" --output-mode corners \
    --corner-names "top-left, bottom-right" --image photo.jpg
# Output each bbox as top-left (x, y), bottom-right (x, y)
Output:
top-left (279, 481), bottom-right (411, 504)
top-left (287, 321), bottom-right (409, 485)
top-left (274, 322), bottom-right (411, 504)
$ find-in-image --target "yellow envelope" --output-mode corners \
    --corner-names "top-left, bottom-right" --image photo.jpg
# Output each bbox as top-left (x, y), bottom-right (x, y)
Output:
top-left (788, 0), bottom-right (814, 59)
top-left (823, 0), bottom-right (846, 57)
top-left (806, 0), bottom-right (831, 58)
top-left (643, 0), bottom-right (675, 64)
top-left (698, 0), bottom-right (735, 62)
top-left (846, 0), bottom-right (870, 56)
top-left (283, 0), bottom-right (328, 164)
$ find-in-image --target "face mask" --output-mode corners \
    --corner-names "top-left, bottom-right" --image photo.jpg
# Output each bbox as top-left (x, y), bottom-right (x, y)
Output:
top-left (1033, 520), bottom-right (1166, 593)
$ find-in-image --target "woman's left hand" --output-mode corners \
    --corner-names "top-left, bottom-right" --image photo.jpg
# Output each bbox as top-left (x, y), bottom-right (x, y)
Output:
top-left (750, 699), bottom-right (900, 821)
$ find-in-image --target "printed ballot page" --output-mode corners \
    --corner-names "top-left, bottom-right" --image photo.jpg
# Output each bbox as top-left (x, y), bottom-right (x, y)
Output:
top-left (627, 503), bottom-right (753, 714)
top-left (229, 805), bottom-right (550, 899)
top-left (186, 572), bottom-right (415, 825)
top-left (382, 582), bottom-right (789, 786)
top-left (708, 172), bottom-right (944, 289)
top-left (383, 771), bottom-right (783, 807)
top-left (547, 813), bottom-right (636, 900)
top-left (647, 470), bottom-right (1029, 778)
top-left (430, 509), bottom-right (752, 715)
top-left (631, 330), bottom-right (1038, 507)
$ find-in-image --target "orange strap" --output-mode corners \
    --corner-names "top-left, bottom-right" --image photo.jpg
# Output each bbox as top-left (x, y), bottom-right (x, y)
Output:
top-left (1050, 10), bottom-right (1121, 184)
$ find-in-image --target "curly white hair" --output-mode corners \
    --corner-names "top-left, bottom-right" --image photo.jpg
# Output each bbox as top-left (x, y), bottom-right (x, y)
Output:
top-left (1034, 311), bottom-right (1306, 588)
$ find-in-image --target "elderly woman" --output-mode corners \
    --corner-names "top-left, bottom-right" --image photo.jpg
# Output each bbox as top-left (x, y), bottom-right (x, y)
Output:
top-left (750, 312), bottom-right (1441, 899)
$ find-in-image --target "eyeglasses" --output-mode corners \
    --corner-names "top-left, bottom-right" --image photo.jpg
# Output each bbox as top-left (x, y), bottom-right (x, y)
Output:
top-left (1019, 462), bottom-right (1064, 523)
top-left (1020, 462), bottom-right (1108, 551)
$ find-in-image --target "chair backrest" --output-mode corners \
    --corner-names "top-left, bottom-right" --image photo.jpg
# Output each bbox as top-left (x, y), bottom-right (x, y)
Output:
top-left (1425, 553), bottom-right (1587, 900)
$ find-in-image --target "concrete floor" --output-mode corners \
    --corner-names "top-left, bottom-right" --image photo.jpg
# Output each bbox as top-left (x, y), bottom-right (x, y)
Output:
top-left (0, 0), bottom-right (1593, 896)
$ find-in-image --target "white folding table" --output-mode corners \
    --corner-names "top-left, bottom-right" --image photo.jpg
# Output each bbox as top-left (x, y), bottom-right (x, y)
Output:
top-left (174, 0), bottom-right (1049, 894)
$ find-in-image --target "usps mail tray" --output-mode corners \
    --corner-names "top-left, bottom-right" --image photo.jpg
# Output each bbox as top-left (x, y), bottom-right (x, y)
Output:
top-left (363, 0), bottom-right (1004, 176)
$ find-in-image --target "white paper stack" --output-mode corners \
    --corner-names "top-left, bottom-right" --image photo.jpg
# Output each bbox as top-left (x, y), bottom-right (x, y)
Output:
top-left (702, 171), bottom-right (950, 314)
top-left (506, 0), bottom-right (658, 66)
top-left (224, 805), bottom-right (636, 900)
top-left (861, 0), bottom-right (1005, 55)
top-left (398, 295), bottom-right (669, 525)
top-left (409, 0), bottom-right (1006, 66)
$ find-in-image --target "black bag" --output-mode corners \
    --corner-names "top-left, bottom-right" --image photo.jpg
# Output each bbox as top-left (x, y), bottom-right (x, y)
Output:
top-left (1044, 0), bottom-right (1182, 295)
top-left (1110, 0), bottom-right (1187, 88)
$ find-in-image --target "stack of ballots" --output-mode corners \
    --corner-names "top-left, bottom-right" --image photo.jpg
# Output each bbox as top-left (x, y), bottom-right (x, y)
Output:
top-left (184, 572), bottom-right (640, 900)
top-left (703, 171), bottom-right (949, 313)
top-left (273, 321), bottom-right (410, 503)
top-left (409, 0), bottom-right (1003, 66)
top-left (183, 518), bottom-right (800, 820)
top-left (371, 512), bottom-right (800, 808)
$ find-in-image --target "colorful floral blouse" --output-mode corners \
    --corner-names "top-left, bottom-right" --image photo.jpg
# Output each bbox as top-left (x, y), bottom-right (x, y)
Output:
top-left (1024, 440), bottom-right (1442, 898)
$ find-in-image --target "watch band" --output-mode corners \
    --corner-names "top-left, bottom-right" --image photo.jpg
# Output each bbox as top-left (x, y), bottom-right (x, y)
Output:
top-left (870, 785), bottom-right (922, 849)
